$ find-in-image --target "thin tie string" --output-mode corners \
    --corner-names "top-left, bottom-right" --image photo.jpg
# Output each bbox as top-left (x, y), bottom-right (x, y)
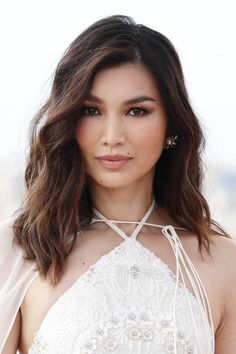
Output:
top-left (90, 219), bottom-right (187, 232)
top-left (92, 198), bottom-right (156, 240)
top-left (170, 232), bottom-right (215, 353)
top-left (162, 226), bottom-right (211, 353)
top-left (161, 225), bottom-right (214, 354)
top-left (164, 228), bottom-right (214, 353)
top-left (130, 199), bottom-right (155, 239)
top-left (162, 226), bottom-right (201, 353)
top-left (147, 222), bottom-right (214, 349)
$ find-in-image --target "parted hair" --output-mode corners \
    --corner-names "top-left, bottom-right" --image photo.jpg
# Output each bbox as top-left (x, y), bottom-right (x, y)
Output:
top-left (13, 14), bottom-right (229, 285)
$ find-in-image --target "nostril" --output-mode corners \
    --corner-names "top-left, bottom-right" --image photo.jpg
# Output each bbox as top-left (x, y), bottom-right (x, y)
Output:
top-left (100, 128), bottom-right (126, 146)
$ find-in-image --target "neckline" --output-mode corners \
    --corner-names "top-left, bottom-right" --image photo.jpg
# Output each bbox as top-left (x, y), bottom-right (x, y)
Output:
top-left (92, 198), bottom-right (156, 240)
top-left (30, 231), bottom-right (212, 348)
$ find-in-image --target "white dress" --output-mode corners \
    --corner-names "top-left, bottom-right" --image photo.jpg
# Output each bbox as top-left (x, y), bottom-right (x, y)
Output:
top-left (27, 199), bottom-right (214, 354)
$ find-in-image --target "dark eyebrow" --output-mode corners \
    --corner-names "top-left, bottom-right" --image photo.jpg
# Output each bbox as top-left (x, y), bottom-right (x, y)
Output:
top-left (85, 93), bottom-right (158, 105)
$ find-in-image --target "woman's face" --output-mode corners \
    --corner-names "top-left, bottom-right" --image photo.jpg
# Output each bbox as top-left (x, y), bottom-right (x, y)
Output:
top-left (75, 63), bottom-right (167, 190)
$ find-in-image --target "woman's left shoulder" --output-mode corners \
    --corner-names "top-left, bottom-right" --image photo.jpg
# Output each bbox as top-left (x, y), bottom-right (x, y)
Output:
top-left (210, 234), bottom-right (236, 261)
top-left (209, 234), bottom-right (236, 284)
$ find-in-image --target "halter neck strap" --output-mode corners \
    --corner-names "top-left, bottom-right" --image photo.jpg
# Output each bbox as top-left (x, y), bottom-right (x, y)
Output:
top-left (92, 198), bottom-right (156, 240)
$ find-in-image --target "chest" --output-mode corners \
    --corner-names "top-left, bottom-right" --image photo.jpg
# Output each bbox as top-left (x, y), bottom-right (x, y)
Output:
top-left (19, 237), bottom-right (221, 353)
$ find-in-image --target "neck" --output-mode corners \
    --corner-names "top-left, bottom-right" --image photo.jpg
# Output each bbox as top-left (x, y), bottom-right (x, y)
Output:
top-left (90, 187), bottom-right (154, 223)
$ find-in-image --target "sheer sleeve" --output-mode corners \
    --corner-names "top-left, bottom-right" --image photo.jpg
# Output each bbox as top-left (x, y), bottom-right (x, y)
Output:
top-left (0, 217), bottom-right (38, 352)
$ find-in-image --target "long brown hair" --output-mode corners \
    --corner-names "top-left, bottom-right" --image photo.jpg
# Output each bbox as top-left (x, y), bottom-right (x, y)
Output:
top-left (13, 14), bottom-right (229, 285)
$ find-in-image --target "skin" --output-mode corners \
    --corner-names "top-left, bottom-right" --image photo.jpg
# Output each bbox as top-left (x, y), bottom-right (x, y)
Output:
top-left (3, 63), bottom-right (236, 353)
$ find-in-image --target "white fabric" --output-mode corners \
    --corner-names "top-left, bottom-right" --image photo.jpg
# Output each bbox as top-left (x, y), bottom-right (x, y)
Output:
top-left (27, 199), bottom-right (214, 354)
top-left (0, 217), bottom-right (38, 353)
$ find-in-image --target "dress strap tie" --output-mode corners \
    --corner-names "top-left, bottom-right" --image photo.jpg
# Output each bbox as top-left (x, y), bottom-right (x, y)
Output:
top-left (92, 198), bottom-right (155, 240)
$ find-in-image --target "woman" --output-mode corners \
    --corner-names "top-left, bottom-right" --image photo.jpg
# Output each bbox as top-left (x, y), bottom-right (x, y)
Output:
top-left (1, 14), bottom-right (236, 354)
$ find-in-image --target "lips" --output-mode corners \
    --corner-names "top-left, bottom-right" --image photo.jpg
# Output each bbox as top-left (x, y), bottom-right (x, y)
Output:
top-left (96, 155), bottom-right (132, 169)
top-left (96, 155), bottom-right (132, 161)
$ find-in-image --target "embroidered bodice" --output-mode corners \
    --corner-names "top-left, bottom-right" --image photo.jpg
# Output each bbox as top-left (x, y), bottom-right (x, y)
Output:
top-left (28, 199), bottom-right (214, 354)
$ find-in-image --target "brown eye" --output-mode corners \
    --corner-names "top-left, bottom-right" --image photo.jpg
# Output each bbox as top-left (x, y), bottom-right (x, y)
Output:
top-left (128, 107), bottom-right (149, 116)
top-left (80, 106), bottom-right (100, 116)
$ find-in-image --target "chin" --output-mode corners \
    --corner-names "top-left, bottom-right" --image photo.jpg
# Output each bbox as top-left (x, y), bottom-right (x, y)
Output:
top-left (97, 180), bottom-right (131, 189)
top-left (90, 173), bottom-right (149, 189)
top-left (90, 175), bottom-right (136, 189)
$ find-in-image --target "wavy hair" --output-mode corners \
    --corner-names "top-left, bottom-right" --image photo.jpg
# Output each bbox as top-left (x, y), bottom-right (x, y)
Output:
top-left (13, 14), bottom-right (229, 285)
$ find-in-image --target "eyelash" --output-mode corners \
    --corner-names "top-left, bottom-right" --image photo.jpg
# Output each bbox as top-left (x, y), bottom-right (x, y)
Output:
top-left (80, 106), bottom-right (149, 117)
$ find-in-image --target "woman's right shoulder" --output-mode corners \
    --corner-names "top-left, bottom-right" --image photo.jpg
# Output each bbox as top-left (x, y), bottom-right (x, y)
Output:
top-left (0, 216), bottom-right (22, 264)
top-left (0, 215), bottom-right (15, 228)
top-left (0, 216), bottom-right (16, 245)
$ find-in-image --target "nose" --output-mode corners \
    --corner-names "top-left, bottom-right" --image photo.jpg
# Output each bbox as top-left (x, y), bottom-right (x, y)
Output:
top-left (100, 116), bottom-right (126, 147)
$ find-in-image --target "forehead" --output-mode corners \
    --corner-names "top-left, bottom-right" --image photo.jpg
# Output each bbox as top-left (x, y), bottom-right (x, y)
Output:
top-left (89, 63), bottom-right (161, 101)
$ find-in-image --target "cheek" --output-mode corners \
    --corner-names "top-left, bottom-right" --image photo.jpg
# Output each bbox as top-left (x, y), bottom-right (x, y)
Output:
top-left (75, 120), bottom-right (97, 154)
top-left (134, 119), bottom-right (167, 156)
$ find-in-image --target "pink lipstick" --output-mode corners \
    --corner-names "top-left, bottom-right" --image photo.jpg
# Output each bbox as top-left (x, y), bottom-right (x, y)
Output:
top-left (96, 155), bottom-right (132, 169)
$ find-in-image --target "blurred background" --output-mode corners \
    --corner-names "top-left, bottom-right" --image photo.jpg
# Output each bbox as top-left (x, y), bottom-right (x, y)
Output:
top-left (0, 0), bottom-right (235, 235)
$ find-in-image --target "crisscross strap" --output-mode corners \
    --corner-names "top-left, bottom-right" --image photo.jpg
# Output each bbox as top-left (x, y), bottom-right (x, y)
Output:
top-left (92, 198), bottom-right (156, 240)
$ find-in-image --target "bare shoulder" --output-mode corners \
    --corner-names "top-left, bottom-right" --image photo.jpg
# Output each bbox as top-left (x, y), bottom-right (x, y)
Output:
top-left (0, 216), bottom-right (15, 242)
top-left (209, 234), bottom-right (236, 353)
top-left (210, 234), bottom-right (236, 275)
top-left (210, 232), bottom-right (236, 250)
top-left (209, 234), bottom-right (236, 306)
top-left (181, 230), bottom-right (236, 275)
